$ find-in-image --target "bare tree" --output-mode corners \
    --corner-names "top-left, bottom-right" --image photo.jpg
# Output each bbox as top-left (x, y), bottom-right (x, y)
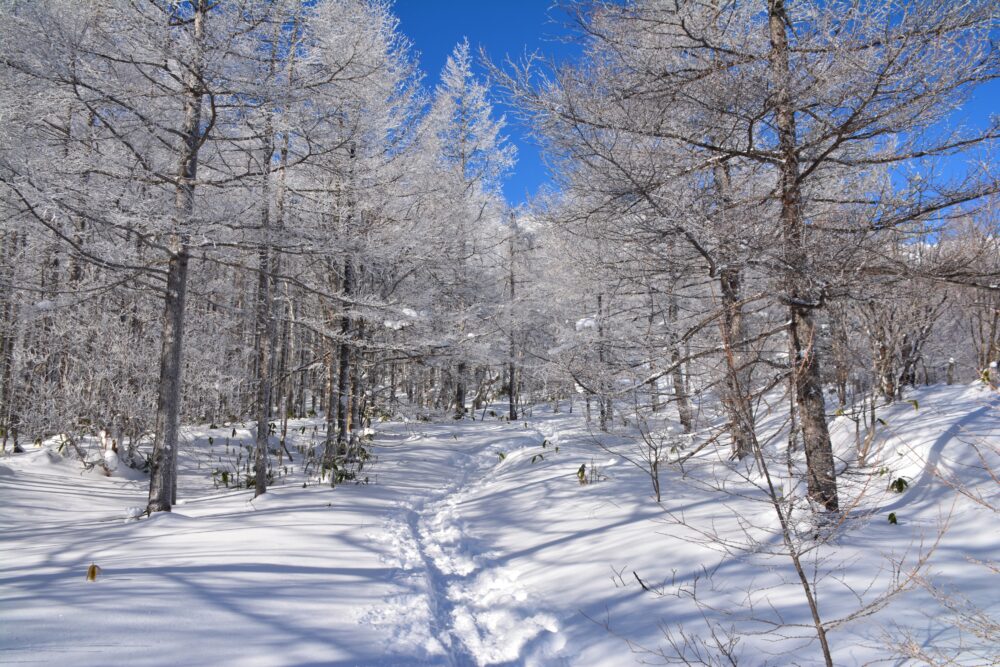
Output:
top-left (500, 0), bottom-right (999, 511)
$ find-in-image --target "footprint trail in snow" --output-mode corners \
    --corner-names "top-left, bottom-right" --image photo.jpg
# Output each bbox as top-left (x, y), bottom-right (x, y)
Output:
top-left (364, 429), bottom-right (561, 666)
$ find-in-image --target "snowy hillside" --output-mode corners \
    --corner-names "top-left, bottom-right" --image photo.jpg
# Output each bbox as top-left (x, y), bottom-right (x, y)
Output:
top-left (1, 384), bottom-right (997, 666)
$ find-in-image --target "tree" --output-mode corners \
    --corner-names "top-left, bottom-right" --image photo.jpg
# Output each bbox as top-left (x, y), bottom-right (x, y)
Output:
top-left (420, 39), bottom-right (515, 418)
top-left (501, 0), bottom-right (999, 512)
top-left (0, 0), bottom-right (236, 510)
top-left (0, 0), bottom-right (431, 502)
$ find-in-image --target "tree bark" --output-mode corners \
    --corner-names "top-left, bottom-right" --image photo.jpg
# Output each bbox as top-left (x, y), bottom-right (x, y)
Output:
top-left (508, 225), bottom-right (518, 421)
top-left (0, 230), bottom-right (18, 451)
top-left (253, 198), bottom-right (276, 498)
top-left (597, 294), bottom-right (609, 431)
top-left (349, 319), bottom-right (365, 446)
top-left (454, 361), bottom-right (467, 418)
top-left (147, 0), bottom-right (207, 513)
top-left (323, 339), bottom-right (337, 464)
top-left (713, 162), bottom-right (754, 459)
top-left (335, 259), bottom-right (354, 453)
top-left (769, 0), bottom-right (838, 513)
top-left (719, 265), bottom-right (753, 458)
top-left (148, 249), bottom-right (190, 512)
top-left (668, 296), bottom-right (694, 433)
top-left (252, 18), bottom-right (296, 497)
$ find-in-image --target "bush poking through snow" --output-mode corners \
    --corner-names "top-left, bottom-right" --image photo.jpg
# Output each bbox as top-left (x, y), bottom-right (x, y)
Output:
top-left (577, 461), bottom-right (604, 485)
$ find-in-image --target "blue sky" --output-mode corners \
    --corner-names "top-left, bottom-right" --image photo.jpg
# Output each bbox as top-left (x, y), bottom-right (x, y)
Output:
top-left (393, 1), bottom-right (998, 207)
top-left (393, 1), bottom-right (579, 206)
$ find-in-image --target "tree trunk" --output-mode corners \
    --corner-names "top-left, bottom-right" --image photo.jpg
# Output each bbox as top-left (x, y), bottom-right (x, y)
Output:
top-left (253, 220), bottom-right (276, 498)
top-left (508, 361), bottom-right (518, 421)
top-left (454, 361), bottom-right (467, 418)
top-left (769, 0), bottom-right (838, 514)
top-left (253, 118), bottom-right (279, 498)
top-left (829, 304), bottom-right (851, 410)
top-left (323, 340), bottom-right (337, 464)
top-left (713, 162), bottom-right (754, 459)
top-left (349, 319), bottom-right (364, 446)
top-left (508, 227), bottom-right (518, 421)
top-left (335, 259), bottom-right (354, 453)
top-left (872, 329), bottom-right (897, 403)
top-left (668, 296), bottom-right (694, 433)
top-left (0, 230), bottom-right (18, 451)
top-left (597, 293), bottom-right (609, 432)
top-left (147, 0), bottom-right (207, 513)
top-left (719, 266), bottom-right (753, 458)
top-left (147, 249), bottom-right (190, 512)
top-left (254, 41), bottom-right (296, 492)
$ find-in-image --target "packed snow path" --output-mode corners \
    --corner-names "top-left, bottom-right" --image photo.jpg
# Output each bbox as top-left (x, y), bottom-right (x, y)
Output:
top-left (365, 424), bottom-right (562, 665)
top-left (2, 385), bottom-right (999, 666)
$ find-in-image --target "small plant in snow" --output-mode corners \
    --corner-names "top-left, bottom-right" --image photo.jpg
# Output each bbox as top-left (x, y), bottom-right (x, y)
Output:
top-left (577, 460), bottom-right (603, 485)
top-left (212, 468), bottom-right (230, 488)
top-left (889, 477), bottom-right (909, 493)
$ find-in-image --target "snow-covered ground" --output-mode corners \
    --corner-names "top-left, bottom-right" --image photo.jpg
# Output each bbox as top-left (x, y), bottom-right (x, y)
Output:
top-left (1, 384), bottom-right (997, 666)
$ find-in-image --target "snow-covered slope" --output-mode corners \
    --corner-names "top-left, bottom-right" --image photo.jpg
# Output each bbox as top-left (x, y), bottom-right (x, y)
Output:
top-left (1, 384), bottom-right (997, 666)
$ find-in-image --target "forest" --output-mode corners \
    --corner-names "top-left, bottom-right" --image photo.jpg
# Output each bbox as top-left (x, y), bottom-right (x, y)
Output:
top-left (1, 1), bottom-right (998, 666)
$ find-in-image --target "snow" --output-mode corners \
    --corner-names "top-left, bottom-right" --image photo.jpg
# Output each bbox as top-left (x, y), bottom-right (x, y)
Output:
top-left (1, 384), bottom-right (998, 666)
top-left (383, 307), bottom-right (421, 330)
top-left (31, 299), bottom-right (55, 312)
